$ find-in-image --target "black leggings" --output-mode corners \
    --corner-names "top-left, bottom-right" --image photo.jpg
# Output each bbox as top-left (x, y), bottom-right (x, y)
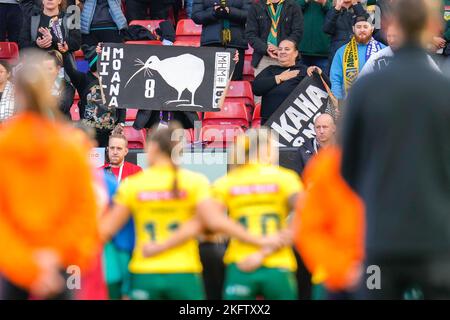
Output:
top-left (125, 0), bottom-right (171, 21)
top-left (82, 29), bottom-right (124, 47)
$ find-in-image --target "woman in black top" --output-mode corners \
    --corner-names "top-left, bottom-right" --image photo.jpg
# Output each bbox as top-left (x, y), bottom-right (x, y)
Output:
top-left (253, 39), bottom-right (322, 125)
top-left (64, 44), bottom-right (126, 147)
top-left (19, 0), bottom-right (81, 53)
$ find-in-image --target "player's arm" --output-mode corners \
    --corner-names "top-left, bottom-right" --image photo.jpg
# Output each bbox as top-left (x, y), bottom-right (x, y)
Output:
top-left (142, 217), bottom-right (204, 257)
top-left (99, 203), bottom-right (131, 243)
top-left (196, 199), bottom-right (281, 248)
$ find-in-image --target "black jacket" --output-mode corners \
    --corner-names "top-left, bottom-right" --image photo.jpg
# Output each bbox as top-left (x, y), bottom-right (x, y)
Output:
top-left (245, 0), bottom-right (303, 67)
top-left (323, 4), bottom-right (366, 61)
top-left (298, 137), bottom-right (318, 176)
top-left (192, 0), bottom-right (251, 49)
top-left (341, 44), bottom-right (450, 259)
top-left (252, 61), bottom-right (308, 122)
top-left (133, 110), bottom-right (199, 130)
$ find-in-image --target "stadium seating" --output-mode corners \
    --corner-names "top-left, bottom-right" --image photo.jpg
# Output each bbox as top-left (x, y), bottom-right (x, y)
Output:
top-left (224, 81), bottom-right (255, 118)
top-left (125, 40), bottom-right (163, 45)
top-left (201, 102), bottom-right (249, 148)
top-left (70, 104), bottom-right (80, 121)
top-left (0, 42), bottom-right (19, 64)
top-left (173, 39), bottom-right (200, 47)
top-left (129, 19), bottom-right (165, 32)
top-left (126, 109), bottom-right (138, 124)
top-left (175, 19), bottom-right (202, 43)
top-left (252, 103), bottom-right (261, 128)
top-left (124, 126), bottom-right (146, 149)
top-left (242, 58), bottom-right (255, 82)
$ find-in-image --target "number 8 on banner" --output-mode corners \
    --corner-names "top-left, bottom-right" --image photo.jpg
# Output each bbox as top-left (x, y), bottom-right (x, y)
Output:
top-left (145, 79), bottom-right (156, 98)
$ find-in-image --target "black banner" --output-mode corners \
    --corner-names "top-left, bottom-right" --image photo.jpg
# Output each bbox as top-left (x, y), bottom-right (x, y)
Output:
top-left (265, 73), bottom-right (330, 148)
top-left (98, 43), bottom-right (236, 112)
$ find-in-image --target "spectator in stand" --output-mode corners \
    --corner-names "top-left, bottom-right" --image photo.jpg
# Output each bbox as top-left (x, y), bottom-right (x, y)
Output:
top-left (43, 50), bottom-right (75, 119)
top-left (0, 60), bottom-right (15, 122)
top-left (252, 39), bottom-right (324, 125)
top-left (0, 0), bottom-right (23, 43)
top-left (192, 0), bottom-right (251, 81)
top-left (431, 0), bottom-right (449, 69)
top-left (80, 0), bottom-right (127, 46)
top-left (63, 44), bottom-right (126, 147)
top-left (19, 0), bottom-right (81, 53)
top-left (101, 126), bottom-right (142, 300)
top-left (366, 0), bottom-right (396, 45)
top-left (298, 113), bottom-right (336, 176)
top-left (323, 0), bottom-right (368, 70)
top-left (297, 0), bottom-right (332, 75)
top-left (125, 0), bottom-right (174, 21)
top-left (246, 0), bottom-right (304, 77)
top-left (329, 15), bottom-right (385, 101)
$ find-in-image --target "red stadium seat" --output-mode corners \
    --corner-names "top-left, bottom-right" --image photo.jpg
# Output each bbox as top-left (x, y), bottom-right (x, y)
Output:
top-left (74, 49), bottom-right (84, 60)
top-left (129, 19), bottom-right (165, 32)
top-left (126, 109), bottom-right (138, 124)
top-left (225, 81), bottom-right (255, 117)
top-left (203, 102), bottom-right (249, 128)
top-left (0, 42), bottom-right (19, 63)
top-left (173, 39), bottom-right (200, 47)
top-left (175, 19), bottom-right (202, 42)
top-left (70, 103), bottom-right (80, 121)
top-left (201, 125), bottom-right (246, 149)
top-left (245, 46), bottom-right (254, 57)
top-left (243, 58), bottom-right (255, 82)
top-left (252, 103), bottom-right (261, 128)
top-left (124, 127), bottom-right (146, 149)
top-left (125, 40), bottom-right (162, 45)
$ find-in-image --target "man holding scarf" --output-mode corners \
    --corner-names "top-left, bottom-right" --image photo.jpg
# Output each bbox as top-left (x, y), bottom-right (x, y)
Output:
top-left (330, 15), bottom-right (385, 101)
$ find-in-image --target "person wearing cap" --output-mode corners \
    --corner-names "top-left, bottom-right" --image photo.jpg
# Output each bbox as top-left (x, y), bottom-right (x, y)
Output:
top-left (329, 14), bottom-right (385, 101)
top-left (63, 43), bottom-right (126, 147)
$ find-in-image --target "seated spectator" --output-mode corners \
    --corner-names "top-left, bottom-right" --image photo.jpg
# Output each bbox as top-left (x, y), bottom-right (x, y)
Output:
top-left (323, 0), bottom-right (367, 70)
top-left (359, 22), bottom-right (440, 77)
top-left (43, 50), bottom-right (75, 119)
top-left (297, 0), bottom-right (332, 75)
top-left (297, 112), bottom-right (336, 176)
top-left (19, 0), bottom-right (81, 54)
top-left (252, 39), bottom-right (321, 125)
top-left (330, 15), bottom-right (385, 101)
top-left (192, 0), bottom-right (251, 81)
top-left (0, 60), bottom-right (15, 122)
top-left (246, 0), bottom-right (304, 77)
top-left (0, 0), bottom-right (23, 43)
top-left (63, 44), bottom-right (126, 147)
top-left (80, 0), bottom-right (127, 46)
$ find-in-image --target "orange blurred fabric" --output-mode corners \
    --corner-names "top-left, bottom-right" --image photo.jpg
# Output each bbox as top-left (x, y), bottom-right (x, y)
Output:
top-left (0, 113), bottom-right (99, 291)
top-left (293, 147), bottom-right (365, 291)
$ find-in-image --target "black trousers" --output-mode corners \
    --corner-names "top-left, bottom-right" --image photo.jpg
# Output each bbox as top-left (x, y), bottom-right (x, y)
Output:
top-left (0, 4), bottom-right (23, 43)
top-left (355, 256), bottom-right (450, 299)
top-left (82, 29), bottom-right (124, 47)
top-left (199, 242), bottom-right (226, 300)
top-left (125, 0), bottom-right (171, 21)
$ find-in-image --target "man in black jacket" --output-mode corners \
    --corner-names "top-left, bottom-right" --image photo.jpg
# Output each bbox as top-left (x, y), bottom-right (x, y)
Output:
top-left (298, 112), bottom-right (336, 176)
top-left (323, 0), bottom-right (367, 70)
top-left (341, 0), bottom-right (450, 299)
top-left (245, 0), bottom-right (303, 76)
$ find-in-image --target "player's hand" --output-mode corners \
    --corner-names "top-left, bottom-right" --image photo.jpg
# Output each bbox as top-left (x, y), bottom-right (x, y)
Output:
top-left (237, 252), bottom-right (264, 272)
top-left (30, 249), bottom-right (65, 299)
top-left (142, 242), bottom-right (167, 257)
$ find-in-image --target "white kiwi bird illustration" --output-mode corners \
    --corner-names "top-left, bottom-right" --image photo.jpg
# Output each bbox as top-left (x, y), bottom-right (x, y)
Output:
top-left (125, 54), bottom-right (205, 107)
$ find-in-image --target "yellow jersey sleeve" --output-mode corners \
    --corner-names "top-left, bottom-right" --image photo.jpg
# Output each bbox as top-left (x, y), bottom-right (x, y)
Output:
top-left (280, 169), bottom-right (303, 199)
top-left (212, 177), bottom-right (229, 206)
top-left (113, 177), bottom-right (135, 210)
top-left (192, 173), bottom-right (213, 204)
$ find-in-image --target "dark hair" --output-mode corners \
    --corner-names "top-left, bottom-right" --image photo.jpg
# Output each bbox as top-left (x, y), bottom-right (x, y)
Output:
top-left (147, 122), bottom-right (184, 198)
top-left (0, 60), bottom-right (12, 74)
top-left (109, 125), bottom-right (128, 147)
top-left (45, 50), bottom-right (63, 68)
top-left (393, 0), bottom-right (428, 42)
top-left (279, 39), bottom-right (301, 61)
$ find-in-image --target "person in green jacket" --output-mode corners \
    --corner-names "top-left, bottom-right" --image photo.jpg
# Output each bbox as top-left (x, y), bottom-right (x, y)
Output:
top-left (297, 0), bottom-right (332, 75)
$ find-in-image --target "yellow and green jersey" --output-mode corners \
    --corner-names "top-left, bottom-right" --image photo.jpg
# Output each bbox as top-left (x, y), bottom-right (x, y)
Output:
top-left (114, 165), bottom-right (211, 274)
top-left (213, 164), bottom-right (303, 271)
